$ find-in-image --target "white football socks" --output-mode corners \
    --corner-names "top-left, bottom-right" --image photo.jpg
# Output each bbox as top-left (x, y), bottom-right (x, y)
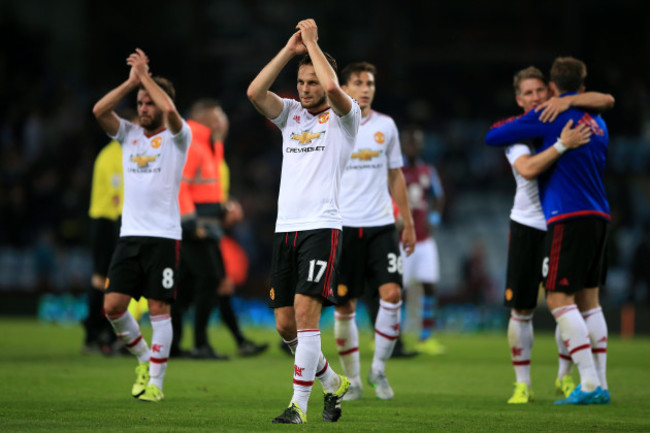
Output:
top-left (316, 352), bottom-right (341, 394)
top-left (507, 311), bottom-right (533, 386)
top-left (582, 307), bottom-right (608, 390)
top-left (107, 310), bottom-right (150, 363)
top-left (555, 324), bottom-right (574, 379)
top-left (372, 300), bottom-right (402, 374)
top-left (149, 314), bottom-right (172, 390)
top-left (283, 337), bottom-right (298, 355)
top-left (334, 311), bottom-right (360, 387)
top-left (290, 329), bottom-right (320, 414)
top-left (552, 305), bottom-right (600, 392)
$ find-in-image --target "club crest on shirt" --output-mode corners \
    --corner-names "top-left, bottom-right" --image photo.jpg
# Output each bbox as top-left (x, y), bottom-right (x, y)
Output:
top-left (351, 148), bottom-right (380, 161)
top-left (290, 131), bottom-right (324, 144)
top-left (150, 136), bottom-right (163, 149)
top-left (318, 112), bottom-right (330, 124)
top-left (578, 113), bottom-right (604, 136)
top-left (130, 154), bottom-right (158, 167)
top-left (374, 131), bottom-right (385, 144)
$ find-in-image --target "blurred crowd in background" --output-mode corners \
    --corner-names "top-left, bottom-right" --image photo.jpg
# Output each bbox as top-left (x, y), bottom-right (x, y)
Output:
top-left (2, 0), bottom-right (650, 309)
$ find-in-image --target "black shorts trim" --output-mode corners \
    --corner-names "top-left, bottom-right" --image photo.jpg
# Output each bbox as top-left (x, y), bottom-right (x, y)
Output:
top-left (336, 224), bottom-right (402, 302)
top-left (504, 220), bottom-right (546, 310)
top-left (542, 218), bottom-right (608, 294)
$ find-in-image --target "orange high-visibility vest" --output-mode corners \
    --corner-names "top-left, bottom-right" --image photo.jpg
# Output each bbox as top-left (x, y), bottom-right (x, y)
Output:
top-left (178, 120), bottom-right (225, 217)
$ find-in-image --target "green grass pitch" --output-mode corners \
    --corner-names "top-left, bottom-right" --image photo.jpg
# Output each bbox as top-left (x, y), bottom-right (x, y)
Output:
top-left (0, 318), bottom-right (649, 432)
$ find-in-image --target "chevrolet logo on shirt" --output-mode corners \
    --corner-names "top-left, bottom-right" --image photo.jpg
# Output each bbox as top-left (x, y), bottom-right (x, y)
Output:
top-left (130, 154), bottom-right (158, 167)
top-left (351, 149), bottom-right (380, 161)
top-left (290, 131), bottom-right (324, 144)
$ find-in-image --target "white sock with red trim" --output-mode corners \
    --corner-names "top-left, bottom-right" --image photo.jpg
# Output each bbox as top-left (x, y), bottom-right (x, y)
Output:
top-left (555, 324), bottom-right (574, 379)
top-left (315, 352), bottom-right (341, 393)
top-left (507, 311), bottom-right (533, 386)
top-left (552, 305), bottom-right (600, 392)
top-left (290, 329), bottom-right (320, 414)
top-left (372, 300), bottom-right (402, 374)
top-left (107, 310), bottom-right (150, 362)
top-left (149, 314), bottom-right (172, 391)
top-left (582, 307), bottom-right (608, 390)
top-left (334, 311), bottom-right (361, 387)
top-left (283, 337), bottom-right (298, 355)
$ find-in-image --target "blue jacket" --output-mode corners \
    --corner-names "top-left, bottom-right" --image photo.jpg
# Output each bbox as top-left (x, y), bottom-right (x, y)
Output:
top-left (485, 93), bottom-right (610, 225)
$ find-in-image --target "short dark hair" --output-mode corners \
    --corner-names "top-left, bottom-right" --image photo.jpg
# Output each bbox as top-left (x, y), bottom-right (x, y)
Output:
top-left (190, 98), bottom-right (222, 118)
top-left (139, 76), bottom-right (176, 101)
top-left (550, 56), bottom-right (587, 93)
top-left (513, 66), bottom-right (546, 96)
top-left (340, 62), bottom-right (377, 86)
top-left (297, 52), bottom-right (338, 73)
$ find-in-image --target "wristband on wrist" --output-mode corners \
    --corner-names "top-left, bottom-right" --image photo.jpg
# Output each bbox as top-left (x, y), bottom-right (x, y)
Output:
top-left (553, 139), bottom-right (568, 155)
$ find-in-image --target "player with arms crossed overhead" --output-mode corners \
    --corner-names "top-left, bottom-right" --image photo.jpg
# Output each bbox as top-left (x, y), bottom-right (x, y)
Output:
top-left (92, 48), bottom-right (191, 402)
top-left (495, 65), bottom-right (613, 404)
top-left (486, 57), bottom-right (612, 405)
top-left (247, 19), bottom-right (361, 423)
top-left (333, 61), bottom-right (415, 401)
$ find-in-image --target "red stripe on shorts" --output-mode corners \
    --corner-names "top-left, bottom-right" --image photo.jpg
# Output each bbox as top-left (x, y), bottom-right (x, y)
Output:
top-left (546, 224), bottom-right (564, 291)
top-left (322, 230), bottom-right (339, 298)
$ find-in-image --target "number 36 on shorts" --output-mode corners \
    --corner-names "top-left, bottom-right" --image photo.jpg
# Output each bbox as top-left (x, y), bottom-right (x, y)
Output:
top-left (387, 252), bottom-right (403, 274)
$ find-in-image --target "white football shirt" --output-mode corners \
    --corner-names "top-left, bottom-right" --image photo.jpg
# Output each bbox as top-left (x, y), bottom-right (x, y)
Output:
top-left (339, 110), bottom-right (403, 227)
top-left (505, 143), bottom-right (547, 231)
top-left (110, 118), bottom-right (191, 240)
top-left (270, 96), bottom-right (361, 232)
